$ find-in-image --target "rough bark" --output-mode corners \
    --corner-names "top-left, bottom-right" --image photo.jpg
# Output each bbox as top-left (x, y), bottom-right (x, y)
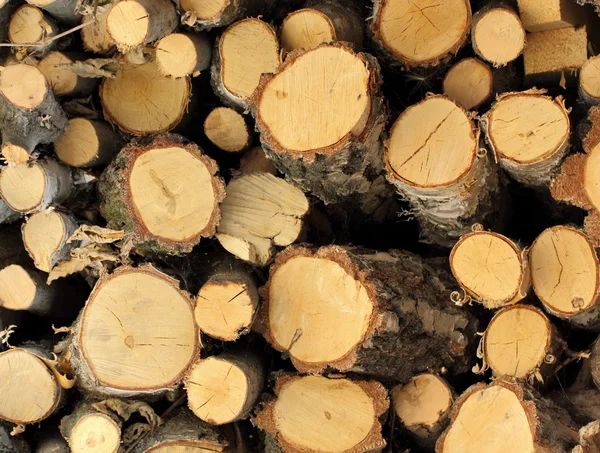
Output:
top-left (26, 0), bottom-right (81, 26)
top-left (180, 0), bottom-right (276, 30)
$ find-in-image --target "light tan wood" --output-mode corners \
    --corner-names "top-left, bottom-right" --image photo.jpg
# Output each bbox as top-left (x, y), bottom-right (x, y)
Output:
top-left (374, 0), bottom-right (471, 66)
top-left (216, 172), bottom-right (309, 265)
top-left (100, 61), bottom-right (190, 135)
top-left (484, 305), bottom-right (552, 379)
top-left (0, 163), bottom-right (46, 213)
top-left (450, 231), bottom-right (529, 309)
top-left (2, 143), bottom-right (30, 164)
top-left (180, 0), bottom-right (229, 20)
top-left (440, 385), bottom-right (534, 452)
top-left (392, 373), bottom-right (452, 428)
top-left (0, 64), bottom-right (47, 109)
top-left (204, 107), bottom-right (250, 152)
top-left (386, 95), bottom-right (477, 188)
top-left (38, 51), bottom-right (79, 96)
top-left (0, 348), bottom-right (61, 425)
top-left (8, 5), bottom-right (55, 44)
top-left (68, 413), bottom-right (121, 453)
top-left (106, 0), bottom-right (177, 51)
top-left (254, 375), bottom-right (388, 453)
top-left (472, 8), bottom-right (525, 67)
top-left (0, 265), bottom-right (38, 311)
top-left (517, 0), bottom-right (585, 32)
top-left (156, 33), bottom-right (211, 78)
top-left (78, 266), bottom-right (198, 392)
top-left (22, 209), bottom-right (72, 272)
top-left (258, 45), bottom-right (369, 152)
top-left (218, 18), bottom-right (280, 105)
top-left (280, 9), bottom-right (335, 52)
top-left (81, 6), bottom-right (114, 54)
top-left (530, 226), bottom-right (599, 316)
top-left (443, 58), bottom-right (493, 110)
top-left (195, 279), bottom-right (258, 341)
top-left (581, 56), bottom-right (600, 102)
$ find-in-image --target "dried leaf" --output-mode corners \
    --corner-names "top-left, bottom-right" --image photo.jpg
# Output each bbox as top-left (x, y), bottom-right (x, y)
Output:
top-left (69, 225), bottom-right (124, 244)
top-left (47, 245), bottom-right (118, 283)
top-left (57, 58), bottom-right (120, 78)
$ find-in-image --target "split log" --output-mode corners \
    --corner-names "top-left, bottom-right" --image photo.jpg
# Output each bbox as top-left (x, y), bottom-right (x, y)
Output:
top-left (581, 55), bottom-right (600, 105)
top-left (68, 265), bottom-right (199, 397)
top-left (100, 61), bottom-right (191, 136)
top-left (8, 5), bottom-right (59, 53)
top-left (253, 42), bottom-right (394, 222)
top-left (184, 352), bottom-right (264, 425)
top-left (105, 0), bottom-right (177, 52)
top-left (194, 261), bottom-right (259, 341)
top-left (530, 225), bottom-right (600, 329)
top-left (37, 51), bottom-right (99, 98)
top-left (551, 107), bottom-right (600, 245)
top-left (0, 347), bottom-right (65, 428)
top-left (212, 18), bottom-right (280, 111)
top-left (22, 209), bottom-right (79, 273)
top-left (204, 107), bottom-right (251, 153)
top-left (54, 118), bottom-right (123, 169)
top-left (259, 245), bottom-right (479, 379)
top-left (0, 64), bottom-right (68, 153)
top-left (480, 305), bottom-right (562, 381)
top-left (443, 57), bottom-right (493, 111)
top-left (517, 0), bottom-right (585, 32)
top-left (98, 134), bottom-right (225, 255)
top-left (130, 408), bottom-right (229, 453)
top-left (391, 373), bottom-right (453, 450)
top-left (216, 172), bottom-right (309, 266)
top-left (0, 159), bottom-right (73, 214)
top-left (155, 32), bottom-right (211, 78)
top-left (254, 374), bottom-right (389, 453)
top-left (59, 404), bottom-right (121, 453)
top-left (238, 146), bottom-right (276, 175)
top-left (471, 6), bottom-right (525, 67)
top-left (385, 94), bottom-right (498, 246)
top-left (436, 380), bottom-right (578, 453)
top-left (81, 3), bottom-right (115, 55)
top-left (179, 0), bottom-right (275, 30)
top-left (449, 229), bottom-right (529, 309)
top-left (369, 0), bottom-right (471, 68)
top-left (280, 2), bottom-right (363, 52)
top-left (482, 90), bottom-right (570, 187)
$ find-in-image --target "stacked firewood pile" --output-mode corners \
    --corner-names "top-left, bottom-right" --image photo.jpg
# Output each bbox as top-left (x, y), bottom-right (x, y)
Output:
top-left (2, 0), bottom-right (600, 452)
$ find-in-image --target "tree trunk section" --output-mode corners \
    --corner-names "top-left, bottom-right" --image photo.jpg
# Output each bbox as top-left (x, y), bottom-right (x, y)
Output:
top-left (26, 0), bottom-right (81, 26)
top-left (179, 0), bottom-right (275, 30)
top-left (8, 5), bottom-right (60, 56)
top-left (37, 51), bottom-right (99, 98)
top-left (443, 57), bottom-right (493, 110)
top-left (471, 6), bottom-right (525, 67)
top-left (81, 3), bottom-right (115, 55)
top-left (59, 403), bottom-right (121, 453)
top-left (203, 107), bottom-right (251, 153)
top-left (581, 55), bottom-right (600, 106)
top-left (155, 32), bottom-right (211, 78)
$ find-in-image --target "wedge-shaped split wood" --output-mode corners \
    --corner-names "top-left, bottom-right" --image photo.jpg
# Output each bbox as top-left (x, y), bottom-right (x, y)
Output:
top-left (392, 373), bottom-right (454, 450)
top-left (254, 374), bottom-right (389, 453)
top-left (530, 225), bottom-right (600, 329)
top-left (212, 18), bottom-right (280, 110)
top-left (370, 0), bottom-right (471, 68)
top-left (443, 58), bottom-right (493, 110)
top-left (471, 6), bottom-right (525, 67)
top-left (436, 380), bottom-right (578, 453)
top-left (26, 0), bottom-right (81, 26)
top-left (450, 229), bottom-right (529, 309)
top-left (482, 89), bottom-right (570, 187)
top-left (517, 0), bottom-right (585, 32)
top-left (68, 265), bottom-right (199, 397)
top-left (260, 245), bottom-right (479, 380)
top-left (98, 135), bottom-right (225, 255)
top-left (386, 95), bottom-right (498, 245)
top-left (216, 172), bottom-right (309, 266)
top-left (185, 352), bottom-right (264, 425)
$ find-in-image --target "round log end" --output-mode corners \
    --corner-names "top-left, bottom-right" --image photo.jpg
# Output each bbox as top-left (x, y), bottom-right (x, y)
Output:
top-left (204, 107), bottom-right (250, 152)
top-left (581, 55), bottom-right (600, 102)
top-left (472, 7), bottom-right (525, 67)
top-left (280, 8), bottom-right (336, 52)
top-left (443, 58), bottom-right (493, 110)
top-left (0, 64), bottom-right (48, 110)
top-left (180, 0), bottom-right (229, 21)
top-left (22, 209), bottom-right (71, 272)
top-left (0, 162), bottom-right (46, 213)
top-left (67, 413), bottom-right (121, 453)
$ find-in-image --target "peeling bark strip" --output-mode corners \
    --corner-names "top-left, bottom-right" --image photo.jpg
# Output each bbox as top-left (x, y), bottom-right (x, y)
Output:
top-left (68, 265), bottom-right (199, 398)
top-left (253, 42), bottom-right (395, 222)
top-left (436, 380), bottom-right (579, 453)
top-left (260, 245), bottom-right (478, 380)
top-left (482, 89), bottom-right (571, 187)
top-left (98, 134), bottom-right (225, 255)
top-left (386, 95), bottom-right (499, 246)
top-left (179, 0), bottom-right (275, 30)
top-left (369, 0), bottom-right (471, 69)
top-left (551, 106), bottom-right (600, 246)
top-left (254, 374), bottom-right (389, 453)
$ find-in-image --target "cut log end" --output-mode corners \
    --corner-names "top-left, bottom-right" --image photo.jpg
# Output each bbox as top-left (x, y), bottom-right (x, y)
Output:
top-left (22, 209), bottom-right (73, 273)
top-left (0, 265), bottom-right (41, 311)
top-left (530, 226), bottom-right (599, 321)
top-left (443, 58), bottom-right (493, 110)
top-left (450, 231), bottom-right (528, 309)
top-left (280, 8), bottom-right (335, 52)
top-left (76, 266), bottom-right (199, 394)
top-left (0, 163), bottom-right (46, 213)
top-left (0, 348), bottom-right (61, 425)
top-left (204, 107), bottom-right (251, 152)
top-left (8, 5), bottom-right (54, 44)
top-left (67, 413), bottom-right (121, 453)
top-left (0, 63), bottom-right (47, 110)
top-left (372, 0), bottom-right (471, 67)
top-left (180, 0), bottom-right (230, 22)
top-left (1, 143), bottom-right (30, 165)
top-left (483, 305), bottom-right (553, 379)
top-left (155, 32), bottom-right (211, 78)
top-left (38, 52), bottom-right (94, 98)
top-left (81, 10), bottom-right (114, 55)
top-left (580, 55), bottom-right (600, 103)
top-left (386, 95), bottom-right (477, 188)
top-left (472, 7), bottom-right (525, 67)
top-left (254, 374), bottom-right (388, 453)
top-left (100, 61), bottom-right (191, 136)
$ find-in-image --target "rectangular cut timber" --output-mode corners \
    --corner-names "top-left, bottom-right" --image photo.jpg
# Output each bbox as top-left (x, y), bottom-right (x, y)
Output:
top-left (517, 0), bottom-right (585, 32)
top-left (524, 26), bottom-right (588, 83)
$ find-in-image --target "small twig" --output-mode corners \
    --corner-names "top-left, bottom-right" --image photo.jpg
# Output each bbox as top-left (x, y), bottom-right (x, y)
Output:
top-left (0, 20), bottom-right (95, 48)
